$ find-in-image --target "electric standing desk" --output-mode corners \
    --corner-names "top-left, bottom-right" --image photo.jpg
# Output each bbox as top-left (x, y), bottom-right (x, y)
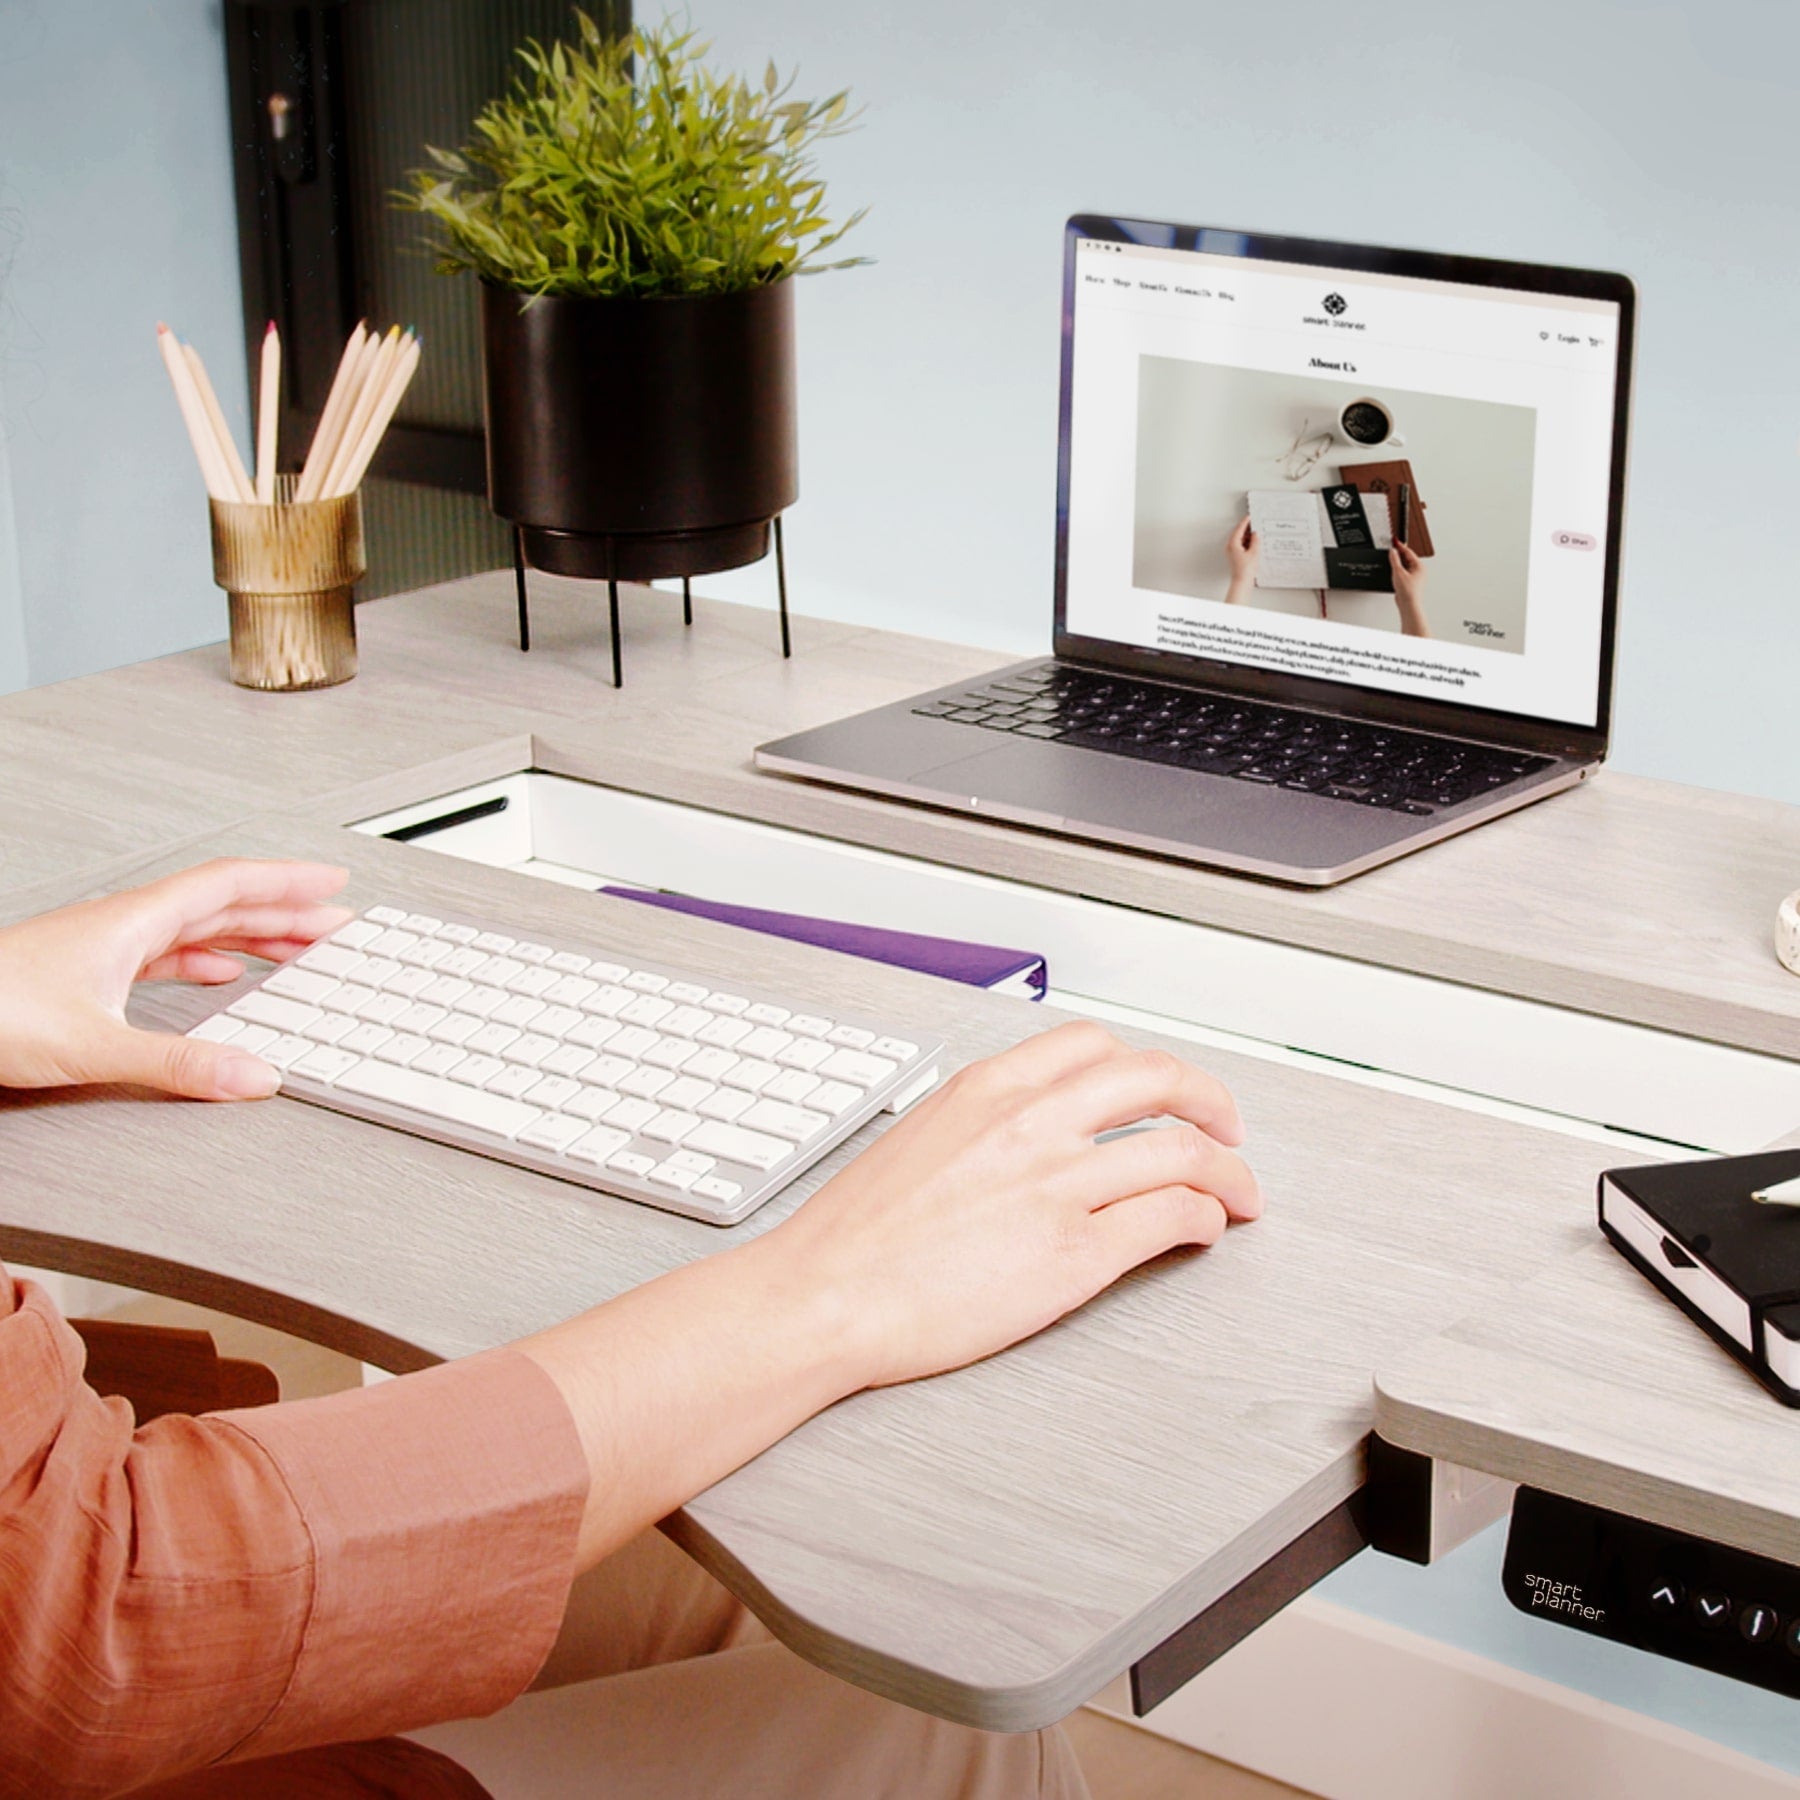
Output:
top-left (3, 572), bottom-right (1798, 1732)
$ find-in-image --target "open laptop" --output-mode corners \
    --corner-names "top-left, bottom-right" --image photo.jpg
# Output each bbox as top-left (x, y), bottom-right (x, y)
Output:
top-left (755, 215), bottom-right (1635, 885)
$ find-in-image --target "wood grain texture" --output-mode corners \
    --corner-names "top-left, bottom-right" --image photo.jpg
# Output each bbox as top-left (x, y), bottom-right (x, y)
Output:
top-left (0, 816), bottom-right (1645, 1730)
top-left (3, 570), bottom-right (1798, 1727)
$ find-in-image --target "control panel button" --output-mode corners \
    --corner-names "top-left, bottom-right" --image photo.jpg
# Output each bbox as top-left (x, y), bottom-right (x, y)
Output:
top-left (1740, 1603), bottom-right (1781, 1646)
top-left (1692, 1591), bottom-right (1732, 1629)
top-left (1647, 1580), bottom-right (1684, 1612)
top-left (1784, 1617), bottom-right (1800, 1659)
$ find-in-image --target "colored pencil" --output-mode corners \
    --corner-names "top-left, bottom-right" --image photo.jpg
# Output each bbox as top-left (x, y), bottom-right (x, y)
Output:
top-left (296, 321), bottom-right (368, 502)
top-left (255, 322), bottom-right (281, 504)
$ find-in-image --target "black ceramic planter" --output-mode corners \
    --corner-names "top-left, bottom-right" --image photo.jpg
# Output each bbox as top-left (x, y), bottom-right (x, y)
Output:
top-left (482, 277), bottom-right (798, 578)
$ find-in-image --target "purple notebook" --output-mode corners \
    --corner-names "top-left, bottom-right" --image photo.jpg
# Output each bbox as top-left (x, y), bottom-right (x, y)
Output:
top-left (600, 887), bottom-right (1047, 999)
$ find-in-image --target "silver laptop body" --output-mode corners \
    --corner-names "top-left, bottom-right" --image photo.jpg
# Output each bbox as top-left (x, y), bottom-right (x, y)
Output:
top-left (757, 217), bottom-right (1635, 886)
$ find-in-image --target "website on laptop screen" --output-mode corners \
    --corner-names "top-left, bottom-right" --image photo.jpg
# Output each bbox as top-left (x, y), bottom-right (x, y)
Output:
top-left (1063, 238), bottom-right (1622, 728)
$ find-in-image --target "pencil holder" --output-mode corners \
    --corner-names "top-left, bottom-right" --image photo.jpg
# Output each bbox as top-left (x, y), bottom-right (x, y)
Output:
top-left (208, 478), bottom-right (363, 691)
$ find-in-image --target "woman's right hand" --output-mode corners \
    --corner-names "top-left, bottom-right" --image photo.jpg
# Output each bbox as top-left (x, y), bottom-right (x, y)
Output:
top-left (770, 1021), bottom-right (1260, 1390)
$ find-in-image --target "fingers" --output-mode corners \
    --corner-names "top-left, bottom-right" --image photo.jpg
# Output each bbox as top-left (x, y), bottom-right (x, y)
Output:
top-left (1083, 1123), bottom-right (1261, 1221)
top-left (135, 861), bottom-right (349, 948)
top-left (139, 947), bottom-right (247, 985)
top-left (951, 1019), bottom-right (1131, 1098)
top-left (161, 900), bottom-right (356, 954)
top-left (1047, 1045), bottom-right (1246, 1148)
top-left (1088, 1183), bottom-right (1232, 1276)
top-left (1390, 541), bottom-right (1419, 574)
top-left (98, 1023), bottom-right (279, 1102)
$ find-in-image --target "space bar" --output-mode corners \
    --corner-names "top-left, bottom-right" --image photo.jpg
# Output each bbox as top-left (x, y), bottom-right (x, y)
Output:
top-left (332, 1060), bottom-right (542, 1139)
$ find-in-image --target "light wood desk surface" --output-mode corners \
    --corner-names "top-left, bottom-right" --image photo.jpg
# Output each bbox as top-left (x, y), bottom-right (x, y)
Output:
top-left (2, 573), bottom-right (1797, 1729)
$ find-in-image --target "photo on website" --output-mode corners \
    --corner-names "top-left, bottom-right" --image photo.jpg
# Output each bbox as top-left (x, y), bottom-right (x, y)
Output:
top-left (1131, 356), bottom-right (1537, 656)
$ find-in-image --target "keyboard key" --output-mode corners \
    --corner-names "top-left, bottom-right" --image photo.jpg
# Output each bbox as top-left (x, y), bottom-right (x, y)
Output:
top-left (300, 1013), bottom-right (357, 1045)
top-left (566, 1126), bottom-right (632, 1165)
top-left (703, 992), bottom-right (749, 1014)
top-left (827, 1026), bottom-right (874, 1049)
top-left (400, 914), bottom-right (442, 935)
top-left (665, 982), bottom-right (710, 1005)
top-left (547, 951), bottom-right (590, 973)
top-left (586, 961), bottom-right (629, 983)
top-left (332, 919), bottom-right (384, 950)
top-left (739, 1099), bottom-right (830, 1143)
top-left (567, 1016), bottom-right (621, 1050)
top-left (621, 995), bottom-right (674, 1027)
top-left (320, 983), bottom-right (374, 1015)
top-left (395, 1003), bottom-right (447, 1034)
top-left (291, 1045), bottom-right (361, 1084)
top-left (605, 1026), bottom-right (660, 1061)
top-left (420, 977), bottom-right (473, 1007)
top-left (485, 1064), bottom-right (542, 1098)
top-left (500, 1033), bottom-right (557, 1068)
top-left (624, 971), bottom-right (669, 993)
top-left (354, 958), bottom-right (403, 989)
top-left (787, 1015), bottom-right (831, 1038)
top-left (642, 1036), bottom-right (697, 1071)
top-left (506, 966), bottom-right (561, 997)
top-left (619, 1065), bottom-right (674, 1099)
top-left (666, 1149), bottom-right (716, 1176)
top-left (262, 972), bottom-right (340, 1015)
top-left (447, 1053), bottom-right (506, 1088)
top-left (582, 985), bottom-right (634, 1018)
top-left (396, 938), bottom-right (450, 969)
top-left (411, 1043), bottom-right (468, 1077)
top-left (436, 948), bottom-right (488, 979)
top-left (493, 995), bottom-right (546, 1029)
top-left (764, 1069), bottom-right (822, 1105)
top-left (872, 1038), bottom-right (920, 1062)
top-left (606, 1150), bottom-right (657, 1178)
top-left (808, 1080), bottom-right (862, 1116)
top-left (340, 1023), bottom-right (394, 1056)
top-left (697, 1088), bottom-right (753, 1123)
top-left (545, 976), bottom-right (597, 1007)
top-left (540, 1043), bottom-right (596, 1079)
top-left (467, 1023), bottom-right (520, 1057)
top-left (295, 943), bottom-right (367, 980)
top-left (532, 1005), bottom-right (584, 1039)
top-left (366, 930), bottom-right (417, 959)
top-left (471, 931), bottom-right (515, 953)
top-left (366, 905), bottom-right (406, 925)
top-left (519, 1114), bottom-right (590, 1153)
top-left (437, 923), bottom-right (480, 945)
top-left (774, 1040), bottom-right (833, 1073)
top-left (655, 1075), bottom-right (712, 1112)
top-left (647, 1159), bottom-right (700, 1191)
top-left (259, 1034), bottom-right (315, 1070)
top-left (422, 1013), bottom-right (477, 1047)
top-left (817, 1049), bottom-right (898, 1088)
top-left (335, 1059), bottom-right (542, 1139)
top-left (459, 985), bottom-right (509, 1019)
top-left (189, 1014), bottom-right (242, 1043)
top-left (373, 1033), bottom-right (431, 1066)
top-left (684, 1121), bottom-right (791, 1171)
top-left (356, 993), bottom-right (412, 1026)
top-left (739, 1026), bottom-right (794, 1061)
top-left (696, 1017), bottom-right (752, 1049)
top-left (642, 1109), bottom-right (701, 1145)
top-left (567, 1086), bottom-right (624, 1123)
top-left (691, 1176), bottom-right (743, 1206)
top-left (524, 1074), bottom-right (582, 1111)
top-left (384, 967), bottom-right (437, 999)
top-left (473, 956), bottom-right (524, 988)
top-left (720, 1059), bottom-right (780, 1094)
top-left (745, 1003), bottom-right (790, 1026)
top-left (229, 1023), bottom-right (280, 1056)
top-left (661, 1006), bottom-right (713, 1038)
top-left (601, 1098), bottom-right (659, 1134)
top-left (228, 990), bottom-right (323, 1035)
top-left (581, 1054), bottom-right (635, 1089)
top-left (513, 941), bottom-right (554, 965)
top-left (682, 1046), bottom-right (738, 1082)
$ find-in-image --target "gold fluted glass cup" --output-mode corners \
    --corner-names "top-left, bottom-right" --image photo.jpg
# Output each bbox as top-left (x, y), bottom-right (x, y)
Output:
top-left (209, 477), bottom-right (364, 690)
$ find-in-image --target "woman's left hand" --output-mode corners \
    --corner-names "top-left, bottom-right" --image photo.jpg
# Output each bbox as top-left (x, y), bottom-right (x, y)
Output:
top-left (0, 858), bottom-right (351, 1100)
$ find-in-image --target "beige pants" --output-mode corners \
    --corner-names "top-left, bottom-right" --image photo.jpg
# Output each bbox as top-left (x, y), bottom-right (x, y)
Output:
top-left (410, 1527), bottom-right (1093, 1799)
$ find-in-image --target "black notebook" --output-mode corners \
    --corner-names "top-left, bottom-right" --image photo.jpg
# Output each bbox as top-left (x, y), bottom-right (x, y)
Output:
top-left (1599, 1150), bottom-right (1800, 1407)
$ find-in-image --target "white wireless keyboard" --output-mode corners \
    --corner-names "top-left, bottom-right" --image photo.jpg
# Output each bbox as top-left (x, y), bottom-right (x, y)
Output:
top-left (188, 905), bottom-right (944, 1225)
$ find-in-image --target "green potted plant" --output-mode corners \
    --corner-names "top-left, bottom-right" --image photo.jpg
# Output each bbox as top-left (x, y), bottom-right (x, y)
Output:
top-left (403, 12), bottom-right (865, 682)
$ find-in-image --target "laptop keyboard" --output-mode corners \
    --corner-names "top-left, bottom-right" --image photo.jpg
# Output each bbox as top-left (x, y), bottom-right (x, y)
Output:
top-left (913, 664), bottom-right (1550, 814)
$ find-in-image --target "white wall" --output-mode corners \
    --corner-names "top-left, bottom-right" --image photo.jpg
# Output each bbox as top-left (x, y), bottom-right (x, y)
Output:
top-left (0, 2), bottom-right (247, 691)
top-left (694, 0), bottom-right (1800, 805)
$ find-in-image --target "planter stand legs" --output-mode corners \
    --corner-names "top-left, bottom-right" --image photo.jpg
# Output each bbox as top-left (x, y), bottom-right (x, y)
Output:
top-left (512, 516), bottom-right (792, 687)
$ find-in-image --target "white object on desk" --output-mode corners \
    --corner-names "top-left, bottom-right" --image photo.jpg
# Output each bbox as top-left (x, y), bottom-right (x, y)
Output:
top-left (1777, 887), bottom-right (1800, 976)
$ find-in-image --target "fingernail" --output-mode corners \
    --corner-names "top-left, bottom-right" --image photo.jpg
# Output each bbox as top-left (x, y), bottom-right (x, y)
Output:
top-left (216, 1052), bottom-right (280, 1099)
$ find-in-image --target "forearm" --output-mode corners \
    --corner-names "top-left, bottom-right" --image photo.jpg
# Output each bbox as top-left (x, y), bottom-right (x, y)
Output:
top-left (517, 1228), bottom-right (867, 1571)
top-left (1396, 598), bottom-right (1432, 637)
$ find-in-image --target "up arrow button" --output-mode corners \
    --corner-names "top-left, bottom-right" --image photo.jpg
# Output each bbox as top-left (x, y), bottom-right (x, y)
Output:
top-left (1648, 1581), bottom-right (1683, 1611)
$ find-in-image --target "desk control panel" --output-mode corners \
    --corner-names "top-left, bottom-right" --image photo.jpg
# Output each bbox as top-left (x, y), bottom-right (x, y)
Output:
top-left (1504, 1487), bottom-right (1800, 1699)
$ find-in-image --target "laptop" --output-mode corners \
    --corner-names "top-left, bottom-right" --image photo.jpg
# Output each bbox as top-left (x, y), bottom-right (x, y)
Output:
top-left (755, 215), bottom-right (1635, 886)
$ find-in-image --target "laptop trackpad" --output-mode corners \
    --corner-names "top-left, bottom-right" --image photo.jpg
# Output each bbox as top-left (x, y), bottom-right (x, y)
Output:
top-left (905, 735), bottom-right (1416, 866)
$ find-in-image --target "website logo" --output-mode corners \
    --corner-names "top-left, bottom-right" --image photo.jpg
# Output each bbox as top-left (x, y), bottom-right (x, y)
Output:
top-left (1322, 292), bottom-right (1348, 316)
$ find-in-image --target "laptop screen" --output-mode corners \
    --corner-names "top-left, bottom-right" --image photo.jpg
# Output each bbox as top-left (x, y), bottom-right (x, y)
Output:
top-left (1057, 220), bottom-right (1632, 736)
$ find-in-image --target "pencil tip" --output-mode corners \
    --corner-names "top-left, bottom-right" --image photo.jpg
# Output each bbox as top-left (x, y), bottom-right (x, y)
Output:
top-left (265, 320), bottom-right (278, 337)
